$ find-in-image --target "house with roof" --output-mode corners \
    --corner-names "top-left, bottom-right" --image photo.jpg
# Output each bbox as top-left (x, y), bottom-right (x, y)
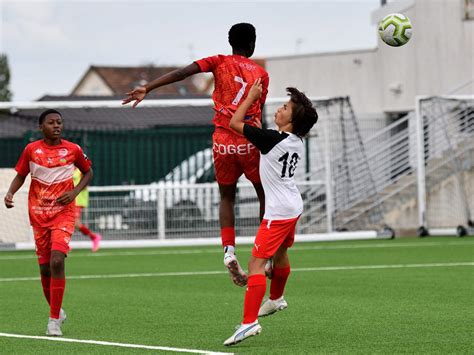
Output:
top-left (70, 65), bottom-right (212, 97)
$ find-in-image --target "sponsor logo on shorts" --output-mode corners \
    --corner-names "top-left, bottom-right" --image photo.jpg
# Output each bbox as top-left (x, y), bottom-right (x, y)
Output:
top-left (213, 143), bottom-right (255, 155)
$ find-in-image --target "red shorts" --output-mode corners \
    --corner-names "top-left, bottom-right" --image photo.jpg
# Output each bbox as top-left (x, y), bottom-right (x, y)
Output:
top-left (212, 129), bottom-right (260, 185)
top-left (252, 216), bottom-right (300, 259)
top-left (33, 221), bottom-right (75, 264)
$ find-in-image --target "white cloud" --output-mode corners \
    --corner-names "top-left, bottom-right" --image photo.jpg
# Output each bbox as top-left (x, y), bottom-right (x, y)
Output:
top-left (2, 0), bottom-right (69, 55)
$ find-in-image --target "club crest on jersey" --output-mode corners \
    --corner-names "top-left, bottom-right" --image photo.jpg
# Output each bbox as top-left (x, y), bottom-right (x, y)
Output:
top-left (58, 148), bottom-right (68, 157)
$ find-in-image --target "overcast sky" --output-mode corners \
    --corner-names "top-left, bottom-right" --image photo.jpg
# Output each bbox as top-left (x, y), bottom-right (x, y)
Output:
top-left (1, 0), bottom-right (386, 101)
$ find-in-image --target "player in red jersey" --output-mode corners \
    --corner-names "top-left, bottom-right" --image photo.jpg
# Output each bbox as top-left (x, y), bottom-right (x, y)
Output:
top-left (4, 109), bottom-right (93, 336)
top-left (122, 23), bottom-right (269, 287)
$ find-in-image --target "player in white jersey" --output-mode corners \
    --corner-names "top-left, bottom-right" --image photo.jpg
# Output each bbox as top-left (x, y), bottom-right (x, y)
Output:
top-left (223, 78), bottom-right (318, 346)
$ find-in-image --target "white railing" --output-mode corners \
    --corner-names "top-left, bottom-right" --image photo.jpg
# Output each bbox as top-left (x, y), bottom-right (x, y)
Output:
top-left (85, 180), bottom-right (325, 241)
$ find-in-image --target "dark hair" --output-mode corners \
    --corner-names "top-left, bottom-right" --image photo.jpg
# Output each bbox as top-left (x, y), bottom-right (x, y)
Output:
top-left (287, 87), bottom-right (318, 137)
top-left (39, 109), bottom-right (62, 124)
top-left (228, 23), bottom-right (256, 54)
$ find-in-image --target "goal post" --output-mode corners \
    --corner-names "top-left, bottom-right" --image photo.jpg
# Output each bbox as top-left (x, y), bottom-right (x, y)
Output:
top-left (414, 95), bottom-right (474, 237)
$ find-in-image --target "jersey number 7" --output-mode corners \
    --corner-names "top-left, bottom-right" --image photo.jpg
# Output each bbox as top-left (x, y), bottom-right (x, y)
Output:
top-left (232, 76), bottom-right (248, 106)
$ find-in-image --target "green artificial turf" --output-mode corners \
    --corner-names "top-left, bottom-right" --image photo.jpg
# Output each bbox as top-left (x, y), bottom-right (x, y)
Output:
top-left (0, 237), bottom-right (473, 354)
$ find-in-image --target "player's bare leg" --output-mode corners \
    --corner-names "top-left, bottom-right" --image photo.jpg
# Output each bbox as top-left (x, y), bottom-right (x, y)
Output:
top-left (251, 182), bottom-right (265, 223)
top-left (219, 183), bottom-right (247, 287)
top-left (259, 246), bottom-right (290, 317)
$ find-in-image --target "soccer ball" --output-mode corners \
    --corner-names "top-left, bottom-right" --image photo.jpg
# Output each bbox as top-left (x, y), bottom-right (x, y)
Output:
top-left (378, 13), bottom-right (412, 47)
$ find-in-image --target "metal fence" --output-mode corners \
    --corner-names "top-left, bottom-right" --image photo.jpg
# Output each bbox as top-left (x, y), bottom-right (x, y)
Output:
top-left (78, 181), bottom-right (324, 241)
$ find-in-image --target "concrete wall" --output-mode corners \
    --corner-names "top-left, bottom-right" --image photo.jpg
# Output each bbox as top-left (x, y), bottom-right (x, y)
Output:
top-left (385, 169), bottom-right (474, 229)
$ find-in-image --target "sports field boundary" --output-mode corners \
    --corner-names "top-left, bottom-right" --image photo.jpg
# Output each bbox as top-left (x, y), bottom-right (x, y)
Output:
top-left (0, 239), bottom-right (472, 261)
top-left (0, 332), bottom-right (232, 354)
top-left (0, 262), bottom-right (472, 283)
top-left (1, 231), bottom-right (388, 251)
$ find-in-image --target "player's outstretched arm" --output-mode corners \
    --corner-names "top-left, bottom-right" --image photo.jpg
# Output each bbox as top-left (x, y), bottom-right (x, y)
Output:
top-left (230, 78), bottom-right (263, 135)
top-left (56, 169), bottom-right (93, 205)
top-left (4, 174), bottom-right (26, 208)
top-left (122, 63), bottom-right (201, 108)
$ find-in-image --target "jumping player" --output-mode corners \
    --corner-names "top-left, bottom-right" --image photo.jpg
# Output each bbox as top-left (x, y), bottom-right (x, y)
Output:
top-left (223, 79), bottom-right (318, 346)
top-left (73, 168), bottom-right (101, 252)
top-left (122, 23), bottom-right (269, 286)
top-left (4, 109), bottom-right (93, 336)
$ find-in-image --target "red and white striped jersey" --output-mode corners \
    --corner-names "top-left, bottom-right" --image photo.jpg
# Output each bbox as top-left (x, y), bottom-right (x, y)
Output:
top-left (15, 139), bottom-right (92, 227)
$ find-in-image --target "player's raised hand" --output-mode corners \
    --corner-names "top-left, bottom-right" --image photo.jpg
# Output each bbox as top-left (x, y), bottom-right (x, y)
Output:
top-left (4, 192), bottom-right (14, 208)
top-left (122, 86), bottom-right (147, 108)
top-left (56, 191), bottom-right (77, 205)
top-left (247, 78), bottom-right (263, 102)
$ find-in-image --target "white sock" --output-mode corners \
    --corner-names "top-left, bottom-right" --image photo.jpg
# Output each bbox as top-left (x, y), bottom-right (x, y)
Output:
top-left (224, 245), bottom-right (235, 254)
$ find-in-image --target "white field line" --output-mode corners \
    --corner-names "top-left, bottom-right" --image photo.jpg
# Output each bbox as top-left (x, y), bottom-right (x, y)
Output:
top-left (0, 240), bottom-right (473, 261)
top-left (0, 332), bottom-right (232, 354)
top-left (0, 262), bottom-right (472, 283)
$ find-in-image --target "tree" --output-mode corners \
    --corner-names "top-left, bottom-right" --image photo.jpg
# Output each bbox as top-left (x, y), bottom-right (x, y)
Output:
top-left (0, 54), bottom-right (12, 101)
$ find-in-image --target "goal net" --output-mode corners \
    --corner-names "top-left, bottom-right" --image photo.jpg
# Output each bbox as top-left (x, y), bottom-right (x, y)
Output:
top-left (414, 96), bottom-right (474, 236)
top-left (0, 97), bottom-right (392, 247)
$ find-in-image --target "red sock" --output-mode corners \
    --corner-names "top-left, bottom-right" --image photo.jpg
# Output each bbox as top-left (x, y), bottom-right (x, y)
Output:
top-left (50, 277), bottom-right (66, 319)
top-left (221, 227), bottom-right (235, 248)
top-left (270, 266), bottom-right (291, 300)
top-left (243, 274), bottom-right (266, 324)
top-left (40, 274), bottom-right (51, 305)
top-left (79, 224), bottom-right (95, 240)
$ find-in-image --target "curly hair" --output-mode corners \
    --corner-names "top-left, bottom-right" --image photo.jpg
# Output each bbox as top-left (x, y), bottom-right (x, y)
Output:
top-left (286, 87), bottom-right (318, 137)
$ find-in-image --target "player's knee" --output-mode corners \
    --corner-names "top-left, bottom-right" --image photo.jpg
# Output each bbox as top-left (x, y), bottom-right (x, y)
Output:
top-left (39, 263), bottom-right (51, 277)
top-left (273, 249), bottom-right (289, 267)
top-left (219, 187), bottom-right (236, 203)
top-left (50, 254), bottom-right (65, 273)
top-left (248, 256), bottom-right (266, 275)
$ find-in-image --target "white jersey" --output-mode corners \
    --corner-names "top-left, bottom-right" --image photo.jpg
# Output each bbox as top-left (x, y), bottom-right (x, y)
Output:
top-left (243, 125), bottom-right (304, 220)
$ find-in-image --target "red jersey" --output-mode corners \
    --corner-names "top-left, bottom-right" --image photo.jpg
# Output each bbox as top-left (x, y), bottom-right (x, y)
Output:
top-left (195, 54), bottom-right (269, 132)
top-left (15, 139), bottom-right (92, 228)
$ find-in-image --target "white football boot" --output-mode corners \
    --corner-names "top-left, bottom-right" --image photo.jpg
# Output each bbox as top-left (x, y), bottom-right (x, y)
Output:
top-left (223, 321), bottom-right (262, 346)
top-left (59, 308), bottom-right (67, 325)
top-left (223, 253), bottom-right (248, 287)
top-left (46, 317), bottom-right (62, 336)
top-left (258, 296), bottom-right (288, 317)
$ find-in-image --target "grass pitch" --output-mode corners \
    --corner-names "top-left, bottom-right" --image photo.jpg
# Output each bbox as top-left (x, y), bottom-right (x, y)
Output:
top-left (0, 236), bottom-right (473, 354)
